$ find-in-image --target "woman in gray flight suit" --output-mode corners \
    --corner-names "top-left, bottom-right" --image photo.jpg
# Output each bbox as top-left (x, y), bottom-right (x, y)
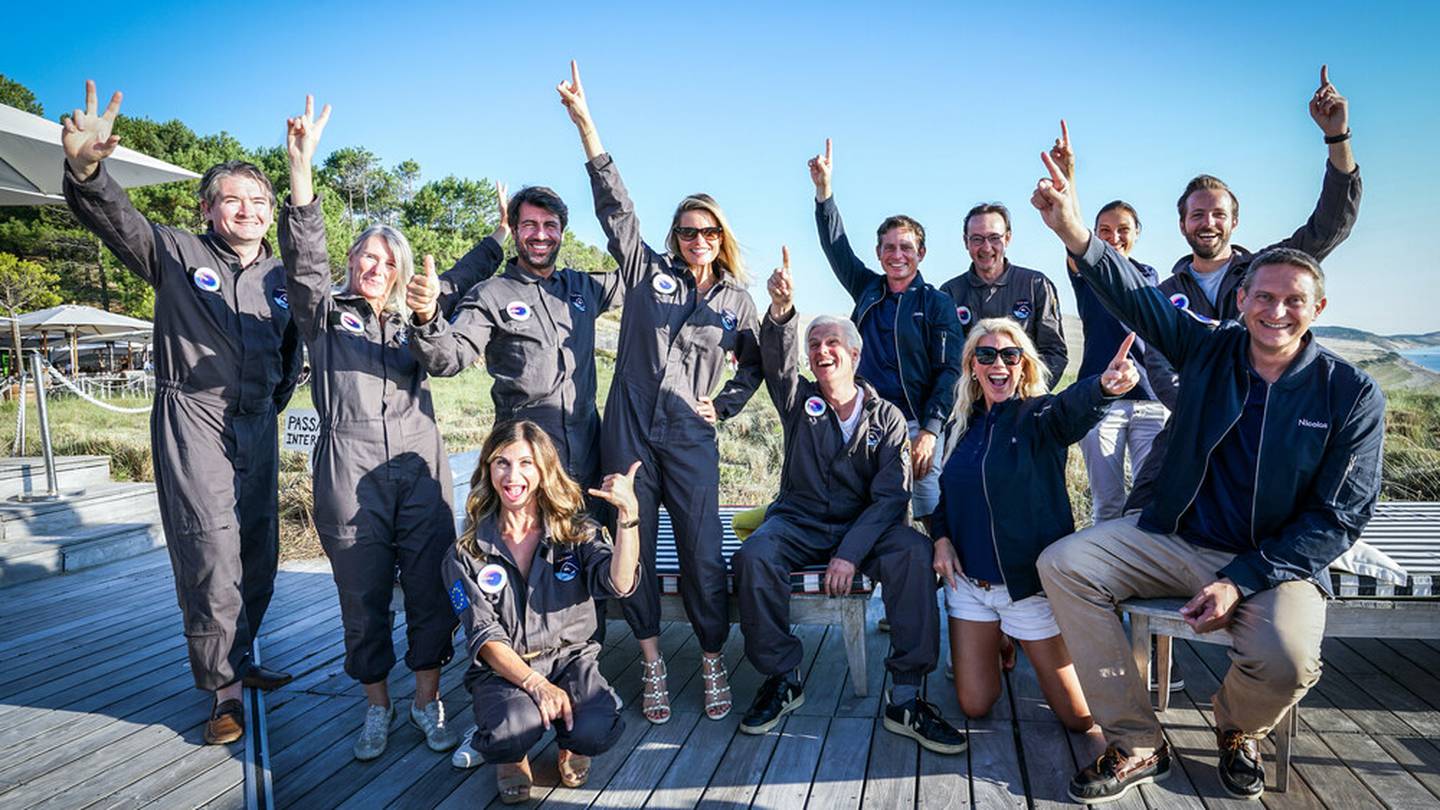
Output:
top-left (278, 98), bottom-right (503, 761)
top-left (445, 419), bottom-right (641, 804)
top-left (558, 62), bottom-right (763, 725)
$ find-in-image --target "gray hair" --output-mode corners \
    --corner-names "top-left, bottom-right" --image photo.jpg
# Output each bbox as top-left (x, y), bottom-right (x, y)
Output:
top-left (345, 224), bottom-right (416, 313)
top-left (805, 314), bottom-right (864, 362)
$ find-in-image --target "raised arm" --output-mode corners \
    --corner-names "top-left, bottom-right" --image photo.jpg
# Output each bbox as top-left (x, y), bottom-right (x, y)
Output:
top-left (759, 248), bottom-right (802, 414)
top-left (407, 276), bottom-right (494, 377)
top-left (1037, 335), bottom-right (1138, 446)
top-left (1311, 65), bottom-right (1356, 175)
top-left (811, 140), bottom-right (879, 302)
top-left (277, 95), bottom-right (336, 342)
top-left (588, 461), bottom-right (644, 597)
top-left (1033, 276), bottom-right (1068, 389)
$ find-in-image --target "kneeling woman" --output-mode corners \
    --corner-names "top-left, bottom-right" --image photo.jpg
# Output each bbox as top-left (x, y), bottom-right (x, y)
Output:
top-left (929, 318), bottom-right (1138, 731)
top-left (445, 420), bottom-right (642, 804)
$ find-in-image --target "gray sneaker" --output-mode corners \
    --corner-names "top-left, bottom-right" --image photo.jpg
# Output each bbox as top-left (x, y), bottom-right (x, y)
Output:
top-left (353, 702), bottom-right (395, 761)
top-left (451, 726), bottom-right (482, 769)
top-left (411, 698), bottom-right (460, 751)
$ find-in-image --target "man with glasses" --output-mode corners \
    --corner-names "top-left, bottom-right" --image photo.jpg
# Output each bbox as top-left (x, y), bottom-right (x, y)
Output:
top-left (941, 203), bottom-right (1068, 389)
top-left (808, 139), bottom-right (963, 520)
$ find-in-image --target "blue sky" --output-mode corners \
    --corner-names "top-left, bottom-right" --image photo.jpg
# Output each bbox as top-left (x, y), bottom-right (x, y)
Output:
top-left (5, 1), bottom-right (1438, 333)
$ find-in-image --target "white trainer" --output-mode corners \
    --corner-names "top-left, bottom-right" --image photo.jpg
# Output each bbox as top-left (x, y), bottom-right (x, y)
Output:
top-left (411, 698), bottom-right (460, 752)
top-left (451, 726), bottom-right (482, 769)
top-left (353, 702), bottom-right (395, 761)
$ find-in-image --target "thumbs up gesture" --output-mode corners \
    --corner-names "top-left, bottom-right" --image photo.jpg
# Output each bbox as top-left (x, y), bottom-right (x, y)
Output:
top-left (767, 246), bottom-right (795, 320)
top-left (1100, 332), bottom-right (1140, 397)
top-left (407, 255), bottom-right (441, 324)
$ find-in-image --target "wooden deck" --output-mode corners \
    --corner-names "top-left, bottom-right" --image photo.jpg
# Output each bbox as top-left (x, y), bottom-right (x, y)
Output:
top-left (6, 552), bottom-right (1440, 808)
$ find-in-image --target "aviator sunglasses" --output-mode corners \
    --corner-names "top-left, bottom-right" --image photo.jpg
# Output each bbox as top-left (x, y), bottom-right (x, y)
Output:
top-left (974, 346), bottom-right (1024, 366)
top-left (674, 226), bottom-right (724, 241)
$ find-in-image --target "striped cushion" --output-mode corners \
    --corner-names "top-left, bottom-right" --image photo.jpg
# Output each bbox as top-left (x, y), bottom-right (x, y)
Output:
top-left (1330, 502), bottom-right (1440, 598)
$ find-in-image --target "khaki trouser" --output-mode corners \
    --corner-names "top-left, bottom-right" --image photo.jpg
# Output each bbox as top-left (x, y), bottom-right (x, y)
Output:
top-left (1037, 515), bottom-right (1326, 757)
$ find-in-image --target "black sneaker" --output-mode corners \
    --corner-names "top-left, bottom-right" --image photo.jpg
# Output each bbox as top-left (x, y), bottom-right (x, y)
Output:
top-left (1218, 730), bottom-right (1265, 799)
top-left (882, 694), bottom-right (967, 754)
top-left (1069, 743), bottom-right (1171, 804)
top-left (739, 674), bottom-right (803, 735)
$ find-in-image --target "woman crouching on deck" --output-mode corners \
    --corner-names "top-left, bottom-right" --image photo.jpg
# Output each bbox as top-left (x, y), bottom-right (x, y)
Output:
top-left (443, 420), bottom-right (642, 804)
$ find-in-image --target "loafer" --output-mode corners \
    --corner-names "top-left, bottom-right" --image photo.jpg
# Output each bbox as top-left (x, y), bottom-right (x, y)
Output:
top-left (739, 674), bottom-right (803, 735)
top-left (1218, 730), bottom-right (1265, 799)
top-left (1069, 742), bottom-right (1171, 805)
top-left (204, 698), bottom-right (245, 745)
top-left (241, 665), bottom-right (293, 691)
top-left (883, 693), bottom-right (966, 755)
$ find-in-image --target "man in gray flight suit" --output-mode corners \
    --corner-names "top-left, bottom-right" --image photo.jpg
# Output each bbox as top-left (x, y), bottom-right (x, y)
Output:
top-left (731, 256), bottom-right (965, 755)
top-left (61, 82), bottom-right (301, 744)
top-left (940, 203), bottom-right (1068, 389)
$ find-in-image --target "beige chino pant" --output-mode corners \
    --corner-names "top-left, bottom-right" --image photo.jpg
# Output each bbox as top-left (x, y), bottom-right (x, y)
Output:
top-left (1037, 514), bottom-right (1326, 757)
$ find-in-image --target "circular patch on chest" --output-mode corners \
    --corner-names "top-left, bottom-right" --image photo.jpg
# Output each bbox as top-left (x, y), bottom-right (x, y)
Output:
top-left (652, 274), bottom-right (678, 295)
top-left (192, 267), bottom-right (221, 293)
top-left (338, 311), bottom-right (365, 334)
top-left (956, 305), bottom-right (972, 326)
top-left (478, 563), bottom-right (509, 594)
top-left (1011, 299), bottom-right (1032, 320)
top-left (804, 396), bottom-right (828, 417)
top-left (505, 301), bottom-right (533, 322)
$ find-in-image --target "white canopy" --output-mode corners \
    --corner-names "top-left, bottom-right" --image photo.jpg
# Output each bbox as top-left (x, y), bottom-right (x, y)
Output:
top-left (18, 304), bottom-right (152, 338)
top-left (0, 102), bottom-right (199, 206)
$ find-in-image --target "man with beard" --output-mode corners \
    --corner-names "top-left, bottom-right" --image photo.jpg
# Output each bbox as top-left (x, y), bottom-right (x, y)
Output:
top-left (940, 203), bottom-right (1068, 390)
top-left (1129, 65), bottom-right (1361, 512)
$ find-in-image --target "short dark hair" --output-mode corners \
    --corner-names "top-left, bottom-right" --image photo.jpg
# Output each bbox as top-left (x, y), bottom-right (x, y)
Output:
top-left (507, 185), bottom-right (568, 232)
top-left (1095, 200), bottom-right (1142, 232)
top-left (1242, 247), bottom-right (1326, 300)
top-left (876, 214), bottom-right (926, 251)
top-left (1176, 175), bottom-right (1239, 220)
top-left (198, 161), bottom-right (274, 208)
top-left (963, 203), bottom-right (1011, 236)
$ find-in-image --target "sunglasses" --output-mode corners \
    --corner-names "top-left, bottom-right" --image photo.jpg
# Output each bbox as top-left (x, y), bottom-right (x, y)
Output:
top-left (674, 226), bottom-right (724, 242)
top-left (974, 346), bottom-right (1024, 366)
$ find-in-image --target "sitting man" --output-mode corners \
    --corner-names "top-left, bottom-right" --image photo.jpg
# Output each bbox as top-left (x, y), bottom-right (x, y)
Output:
top-left (731, 249), bottom-right (965, 755)
top-left (1030, 152), bottom-right (1385, 804)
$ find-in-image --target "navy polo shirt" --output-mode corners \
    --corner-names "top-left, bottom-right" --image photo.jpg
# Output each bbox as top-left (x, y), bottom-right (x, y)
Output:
top-left (931, 406), bottom-right (1004, 583)
top-left (855, 291), bottom-right (914, 420)
top-left (1069, 262), bottom-right (1159, 402)
top-left (1177, 370), bottom-right (1267, 554)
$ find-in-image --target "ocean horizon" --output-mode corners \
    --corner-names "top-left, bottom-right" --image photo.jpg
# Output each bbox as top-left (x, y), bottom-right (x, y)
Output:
top-left (1401, 348), bottom-right (1440, 373)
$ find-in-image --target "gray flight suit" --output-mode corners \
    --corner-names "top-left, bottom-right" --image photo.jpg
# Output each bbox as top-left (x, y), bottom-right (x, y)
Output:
top-left (408, 257), bottom-right (628, 490)
top-left (940, 262), bottom-right (1068, 390)
top-left (585, 153), bottom-right (764, 653)
top-left (63, 163), bottom-right (302, 691)
top-left (732, 312), bottom-right (939, 683)
top-left (443, 516), bottom-right (639, 761)
top-left (277, 198), bottom-right (490, 684)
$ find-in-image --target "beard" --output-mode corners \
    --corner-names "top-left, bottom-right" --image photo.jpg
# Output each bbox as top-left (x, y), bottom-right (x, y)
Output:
top-left (518, 240), bottom-right (559, 270)
top-left (1184, 229), bottom-right (1228, 261)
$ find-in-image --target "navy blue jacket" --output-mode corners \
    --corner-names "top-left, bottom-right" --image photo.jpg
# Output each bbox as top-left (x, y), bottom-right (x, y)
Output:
top-left (930, 379), bottom-right (1111, 601)
top-left (1069, 258), bottom-right (1160, 401)
top-left (815, 197), bottom-right (964, 437)
top-left (1072, 235), bottom-right (1386, 595)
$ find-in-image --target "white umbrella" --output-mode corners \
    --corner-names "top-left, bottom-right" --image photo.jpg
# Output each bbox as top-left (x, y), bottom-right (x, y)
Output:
top-left (18, 304), bottom-right (152, 338)
top-left (0, 102), bottom-right (199, 206)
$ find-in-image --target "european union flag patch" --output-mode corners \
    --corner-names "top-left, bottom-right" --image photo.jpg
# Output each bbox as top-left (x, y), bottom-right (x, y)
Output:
top-left (449, 580), bottom-right (470, 614)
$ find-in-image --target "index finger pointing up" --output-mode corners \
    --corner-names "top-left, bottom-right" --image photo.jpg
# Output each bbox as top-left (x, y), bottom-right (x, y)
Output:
top-left (1319, 64), bottom-right (1330, 89)
top-left (1112, 332), bottom-right (1137, 365)
top-left (1060, 118), bottom-right (1069, 146)
top-left (571, 59), bottom-right (582, 88)
top-left (825, 137), bottom-right (832, 163)
top-left (85, 79), bottom-right (97, 115)
top-left (781, 245), bottom-right (790, 271)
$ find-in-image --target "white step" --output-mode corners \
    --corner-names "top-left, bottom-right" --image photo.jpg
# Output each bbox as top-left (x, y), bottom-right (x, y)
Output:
top-left (0, 522), bottom-right (167, 587)
top-left (0, 456), bottom-right (113, 499)
top-left (0, 482), bottom-right (159, 540)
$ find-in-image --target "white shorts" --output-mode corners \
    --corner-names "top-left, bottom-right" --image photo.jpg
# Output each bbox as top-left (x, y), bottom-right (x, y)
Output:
top-left (943, 577), bottom-right (1060, 641)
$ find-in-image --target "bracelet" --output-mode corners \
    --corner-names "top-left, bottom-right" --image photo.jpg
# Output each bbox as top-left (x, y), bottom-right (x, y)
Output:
top-left (618, 517), bottom-right (639, 529)
top-left (1324, 130), bottom-right (1351, 144)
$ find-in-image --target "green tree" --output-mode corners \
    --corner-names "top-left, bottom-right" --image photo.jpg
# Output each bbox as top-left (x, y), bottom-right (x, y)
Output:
top-left (0, 74), bottom-right (43, 115)
top-left (0, 252), bottom-right (62, 369)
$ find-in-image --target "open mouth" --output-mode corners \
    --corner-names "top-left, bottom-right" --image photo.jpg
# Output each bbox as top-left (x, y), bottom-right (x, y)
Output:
top-left (501, 482), bottom-right (527, 500)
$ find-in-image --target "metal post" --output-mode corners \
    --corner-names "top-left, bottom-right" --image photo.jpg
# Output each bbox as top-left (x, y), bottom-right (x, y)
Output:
top-left (12, 352), bottom-right (63, 502)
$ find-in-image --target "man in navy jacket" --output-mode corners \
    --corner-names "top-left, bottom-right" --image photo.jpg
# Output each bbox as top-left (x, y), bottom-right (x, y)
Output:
top-left (1031, 152), bottom-right (1384, 805)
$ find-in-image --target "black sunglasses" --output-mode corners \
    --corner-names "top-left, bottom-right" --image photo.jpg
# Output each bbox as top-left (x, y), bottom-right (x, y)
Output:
top-left (974, 346), bottom-right (1024, 366)
top-left (674, 226), bottom-right (724, 241)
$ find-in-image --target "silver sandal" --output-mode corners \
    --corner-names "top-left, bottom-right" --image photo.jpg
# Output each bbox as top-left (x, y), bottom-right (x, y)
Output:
top-left (701, 654), bottom-right (733, 720)
top-left (640, 657), bottom-right (671, 725)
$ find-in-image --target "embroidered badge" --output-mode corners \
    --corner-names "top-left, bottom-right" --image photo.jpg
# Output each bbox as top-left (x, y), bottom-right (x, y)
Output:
top-left (396, 328), bottom-right (410, 346)
top-left (804, 396), bottom-right (827, 417)
top-left (448, 580), bottom-right (470, 613)
top-left (272, 286), bottom-right (289, 309)
top-left (956, 305), bottom-right (972, 326)
top-left (652, 274), bottom-right (678, 295)
top-left (866, 426), bottom-right (882, 449)
top-left (721, 309), bottom-right (738, 331)
top-left (555, 553), bottom-right (580, 582)
top-left (191, 267), bottom-right (221, 293)
top-left (338, 311), bottom-right (365, 334)
top-left (1011, 299), bottom-right (1032, 320)
top-left (1170, 293), bottom-right (1190, 310)
top-left (570, 292), bottom-right (587, 312)
top-left (505, 301), bottom-right (532, 322)
top-left (477, 563), bottom-right (508, 594)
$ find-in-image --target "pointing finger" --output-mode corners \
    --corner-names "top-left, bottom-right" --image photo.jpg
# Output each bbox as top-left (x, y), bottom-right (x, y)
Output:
top-left (1319, 64), bottom-right (1329, 89)
top-left (85, 80), bottom-right (97, 116)
top-left (1112, 332), bottom-right (1136, 365)
top-left (1060, 118), bottom-right (1069, 147)
top-left (571, 59), bottom-right (581, 90)
top-left (824, 137), bottom-right (832, 163)
top-left (781, 245), bottom-right (790, 271)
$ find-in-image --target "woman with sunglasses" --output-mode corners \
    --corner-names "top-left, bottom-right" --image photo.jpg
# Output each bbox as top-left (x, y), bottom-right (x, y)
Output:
top-left (557, 61), bottom-right (763, 725)
top-left (929, 317), bottom-right (1138, 730)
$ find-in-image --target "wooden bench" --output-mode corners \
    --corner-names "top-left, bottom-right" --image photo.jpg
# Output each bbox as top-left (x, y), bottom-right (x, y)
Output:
top-left (606, 505), bottom-right (877, 696)
top-left (1122, 501), bottom-right (1440, 793)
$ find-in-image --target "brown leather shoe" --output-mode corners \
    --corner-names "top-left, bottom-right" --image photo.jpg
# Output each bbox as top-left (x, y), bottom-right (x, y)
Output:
top-left (241, 666), bottom-right (293, 691)
top-left (1069, 742), bottom-right (1171, 804)
top-left (204, 698), bottom-right (245, 745)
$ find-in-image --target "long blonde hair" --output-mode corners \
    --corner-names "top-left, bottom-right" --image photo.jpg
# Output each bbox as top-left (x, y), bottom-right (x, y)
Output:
top-left (456, 420), bottom-right (596, 558)
top-left (953, 318), bottom-right (1051, 435)
top-left (665, 194), bottom-right (749, 286)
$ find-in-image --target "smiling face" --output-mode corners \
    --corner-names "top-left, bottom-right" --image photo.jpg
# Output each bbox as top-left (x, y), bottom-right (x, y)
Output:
top-left (489, 439), bottom-right (541, 515)
top-left (1180, 189), bottom-right (1237, 261)
top-left (807, 322), bottom-right (859, 391)
top-left (348, 235), bottom-right (399, 305)
top-left (971, 331), bottom-right (1024, 408)
top-left (966, 212), bottom-right (1011, 277)
top-left (514, 201), bottom-right (563, 273)
top-left (874, 225), bottom-right (925, 289)
top-left (1096, 208), bottom-right (1140, 257)
top-left (201, 174), bottom-right (273, 249)
top-left (1237, 263), bottom-right (1326, 357)
top-left (674, 210), bottom-right (722, 269)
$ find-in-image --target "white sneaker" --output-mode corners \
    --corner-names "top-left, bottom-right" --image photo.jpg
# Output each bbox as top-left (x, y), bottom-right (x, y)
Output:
top-left (451, 726), bottom-right (482, 769)
top-left (353, 702), bottom-right (395, 761)
top-left (411, 698), bottom-right (460, 752)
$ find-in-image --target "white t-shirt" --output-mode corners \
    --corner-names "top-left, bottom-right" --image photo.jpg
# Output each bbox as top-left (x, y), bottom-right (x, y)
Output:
top-left (1187, 258), bottom-right (1233, 309)
top-left (837, 387), bottom-right (866, 444)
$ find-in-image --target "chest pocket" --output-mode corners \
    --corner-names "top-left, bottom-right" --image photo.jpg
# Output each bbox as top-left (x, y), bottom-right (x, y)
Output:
top-left (687, 299), bottom-right (741, 355)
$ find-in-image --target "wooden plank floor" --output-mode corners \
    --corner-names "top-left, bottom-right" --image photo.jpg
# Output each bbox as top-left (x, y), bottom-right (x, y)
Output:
top-left (7, 553), bottom-right (1440, 809)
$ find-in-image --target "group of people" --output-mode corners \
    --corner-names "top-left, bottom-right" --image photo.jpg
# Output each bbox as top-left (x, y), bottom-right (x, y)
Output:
top-left (57, 59), bottom-right (1382, 805)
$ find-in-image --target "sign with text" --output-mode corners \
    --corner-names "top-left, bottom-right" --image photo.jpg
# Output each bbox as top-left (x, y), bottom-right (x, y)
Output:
top-left (282, 408), bottom-right (320, 474)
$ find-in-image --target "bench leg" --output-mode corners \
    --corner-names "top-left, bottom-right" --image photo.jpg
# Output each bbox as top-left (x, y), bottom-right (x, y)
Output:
top-left (1129, 613), bottom-right (1151, 707)
top-left (1273, 704), bottom-right (1297, 793)
top-left (1155, 635), bottom-right (1173, 712)
top-left (842, 598), bottom-right (868, 698)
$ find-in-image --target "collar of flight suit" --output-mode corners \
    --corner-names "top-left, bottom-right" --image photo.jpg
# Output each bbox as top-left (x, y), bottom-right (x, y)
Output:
top-left (468, 511), bottom-right (560, 571)
top-left (964, 259), bottom-right (1015, 288)
top-left (201, 228), bottom-right (275, 270)
top-left (500, 258), bottom-right (569, 286)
